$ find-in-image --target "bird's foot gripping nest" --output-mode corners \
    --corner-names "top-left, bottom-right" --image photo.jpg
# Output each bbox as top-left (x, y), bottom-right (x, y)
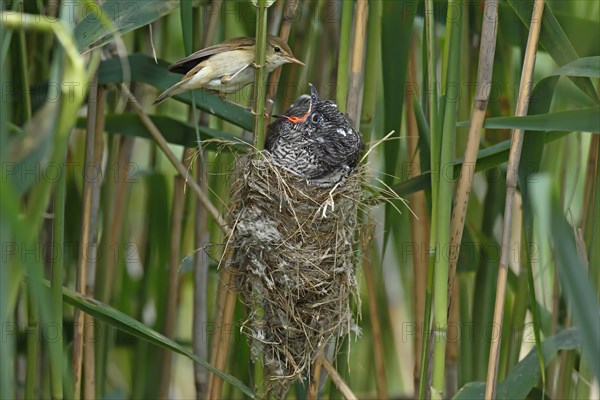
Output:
top-left (225, 152), bottom-right (364, 397)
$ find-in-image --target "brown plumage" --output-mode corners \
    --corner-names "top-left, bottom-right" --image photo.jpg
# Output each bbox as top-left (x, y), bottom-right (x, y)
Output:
top-left (154, 35), bottom-right (303, 105)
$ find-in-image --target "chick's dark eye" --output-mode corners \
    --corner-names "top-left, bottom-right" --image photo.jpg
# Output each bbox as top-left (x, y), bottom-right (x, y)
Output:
top-left (274, 46), bottom-right (281, 53)
top-left (310, 113), bottom-right (320, 124)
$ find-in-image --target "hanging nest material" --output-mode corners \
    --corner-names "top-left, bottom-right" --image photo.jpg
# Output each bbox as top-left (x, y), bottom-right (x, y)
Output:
top-left (224, 150), bottom-right (365, 396)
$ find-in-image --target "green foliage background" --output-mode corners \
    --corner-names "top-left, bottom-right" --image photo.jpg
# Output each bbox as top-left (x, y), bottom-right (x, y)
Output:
top-left (1, 0), bottom-right (598, 399)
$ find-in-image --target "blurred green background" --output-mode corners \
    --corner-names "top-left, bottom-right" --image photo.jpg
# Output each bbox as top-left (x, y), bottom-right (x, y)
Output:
top-left (1, 0), bottom-right (598, 399)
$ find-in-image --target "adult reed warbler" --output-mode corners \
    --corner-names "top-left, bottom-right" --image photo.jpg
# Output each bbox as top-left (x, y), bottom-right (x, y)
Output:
top-left (154, 35), bottom-right (304, 105)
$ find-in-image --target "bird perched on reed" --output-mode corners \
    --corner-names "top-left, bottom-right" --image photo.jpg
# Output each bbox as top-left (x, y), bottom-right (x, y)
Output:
top-left (154, 35), bottom-right (304, 105)
top-left (265, 84), bottom-right (365, 187)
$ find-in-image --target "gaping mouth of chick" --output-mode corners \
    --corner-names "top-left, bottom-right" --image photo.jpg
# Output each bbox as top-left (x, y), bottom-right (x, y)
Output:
top-left (281, 99), bottom-right (312, 124)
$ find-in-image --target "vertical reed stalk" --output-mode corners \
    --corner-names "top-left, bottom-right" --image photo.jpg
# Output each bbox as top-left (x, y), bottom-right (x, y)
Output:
top-left (505, 255), bottom-right (529, 375)
top-left (252, 0), bottom-right (269, 151)
top-left (159, 173), bottom-right (187, 398)
top-left (307, 355), bottom-right (323, 400)
top-left (358, 0), bottom-right (380, 143)
top-left (204, 0), bottom-right (222, 46)
top-left (447, 0), bottom-right (499, 310)
top-left (446, 282), bottom-right (459, 396)
top-left (72, 182), bottom-right (89, 399)
top-left (49, 138), bottom-right (67, 400)
top-left (193, 156), bottom-right (210, 399)
top-left (583, 133), bottom-right (599, 294)
top-left (17, 28), bottom-right (31, 121)
top-left (431, 0), bottom-right (462, 395)
top-left (83, 312), bottom-right (96, 399)
top-left (445, 1), bottom-right (498, 391)
top-left (25, 288), bottom-right (40, 399)
top-left (252, 1), bottom-right (271, 394)
top-left (207, 252), bottom-right (236, 399)
top-left (191, 4), bottom-right (221, 398)
top-left (0, 56), bottom-right (13, 390)
top-left (547, 264), bottom-right (560, 396)
top-left (358, 2), bottom-right (387, 396)
top-left (556, 312), bottom-right (573, 398)
top-left (266, 0), bottom-right (299, 116)
top-left (458, 275), bottom-right (472, 385)
top-left (269, 0), bottom-right (285, 35)
top-left (296, 1), bottom-right (321, 93)
top-left (346, 0), bottom-right (367, 125)
top-left (192, 0), bottom-right (225, 400)
top-left (84, 82), bottom-right (105, 400)
top-left (73, 74), bottom-right (102, 399)
top-left (424, 0), bottom-right (440, 165)
top-left (582, 134), bottom-right (599, 246)
top-left (102, 136), bottom-right (134, 303)
top-left (418, 1), bottom-right (440, 395)
top-left (194, 9), bottom-right (236, 385)
top-left (94, 133), bottom-right (125, 398)
top-left (335, 0), bottom-right (353, 113)
top-left (362, 237), bottom-right (388, 399)
top-left (569, 129), bottom-right (598, 400)
top-left (406, 34), bottom-right (430, 395)
top-left (485, 1), bottom-right (545, 398)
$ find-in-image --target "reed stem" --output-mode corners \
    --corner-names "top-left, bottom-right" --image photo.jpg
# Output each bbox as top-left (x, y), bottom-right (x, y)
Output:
top-left (346, 0), bottom-right (367, 125)
top-left (447, 0), bottom-right (499, 311)
top-left (335, 0), bottom-right (353, 113)
top-left (485, 1), bottom-right (545, 397)
top-left (49, 140), bottom-right (67, 400)
top-left (253, 0), bottom-right (269, 151)
top-left (267, 0), bottom-right (300, 116)
top-left (159, 173), bottom-right (187, 398)
top-left (431, 1), bottom-right (463, 394)
top-left (418, 1), bottom-right (440, 395)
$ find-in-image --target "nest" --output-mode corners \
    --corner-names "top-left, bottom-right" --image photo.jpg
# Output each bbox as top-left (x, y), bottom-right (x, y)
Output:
top-left (225, 151), bottom-right (364, 397)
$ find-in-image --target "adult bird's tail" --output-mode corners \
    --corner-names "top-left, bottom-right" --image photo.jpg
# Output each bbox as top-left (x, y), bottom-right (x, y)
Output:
top-left (153, 81), bottom-right (186, 105)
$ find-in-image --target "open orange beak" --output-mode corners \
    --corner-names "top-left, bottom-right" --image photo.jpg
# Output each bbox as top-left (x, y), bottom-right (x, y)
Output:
top-left (286, 56), bottom-right (305, 66)
top-left (282, 99), bottom-right (312, 124)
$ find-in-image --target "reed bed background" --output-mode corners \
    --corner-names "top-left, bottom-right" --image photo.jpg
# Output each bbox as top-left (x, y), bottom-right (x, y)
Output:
top-left (1, 0), bottom-right (599, 399)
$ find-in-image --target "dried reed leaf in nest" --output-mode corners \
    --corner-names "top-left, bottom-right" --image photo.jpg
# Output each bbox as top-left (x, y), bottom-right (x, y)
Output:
top-left (225, 151), bottom-right (363, 397)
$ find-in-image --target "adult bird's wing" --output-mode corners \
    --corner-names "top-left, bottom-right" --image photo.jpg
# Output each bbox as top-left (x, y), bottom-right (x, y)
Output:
top-left (168, 37), bottom-right (256, 75)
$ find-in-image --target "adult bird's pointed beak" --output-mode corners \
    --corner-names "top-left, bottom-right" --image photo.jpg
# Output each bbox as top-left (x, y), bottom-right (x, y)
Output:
top-left (286, 56), bottom-right (305, 66)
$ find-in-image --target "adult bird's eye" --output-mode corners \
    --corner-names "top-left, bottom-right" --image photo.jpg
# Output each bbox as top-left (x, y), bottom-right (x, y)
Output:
top-left (274, 46), bottom-right (281, 53)
top-left (310, 113), bottom-right (320, 124)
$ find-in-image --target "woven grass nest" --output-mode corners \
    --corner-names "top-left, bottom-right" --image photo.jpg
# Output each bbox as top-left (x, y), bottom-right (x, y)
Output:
top-left (224, 150), bottom-right (365, 396)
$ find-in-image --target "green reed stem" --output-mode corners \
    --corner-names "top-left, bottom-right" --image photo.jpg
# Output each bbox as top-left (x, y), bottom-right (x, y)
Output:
top-left (253, 0), bottom-right (269, 152)
top-left (49, 149), bottom-right (67, 400)
top-left (18, 28), bottom-right (31, 122)
top-left (418, 0), bottom-right (440, 397)
top-left (252, 2), bottom-right (269, 395)
top-left (431, 0), bottom-right (462, 395)
top-left (359, 0), bottom-right (380, 145)
top-left (25, 288), bottom-right (40, 399)
top-left (335, 0), bottom-right (353, 113)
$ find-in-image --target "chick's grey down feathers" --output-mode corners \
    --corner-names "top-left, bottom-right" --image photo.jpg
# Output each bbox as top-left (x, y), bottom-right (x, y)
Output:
top-left (265, 84), bottom-right (364, 187)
